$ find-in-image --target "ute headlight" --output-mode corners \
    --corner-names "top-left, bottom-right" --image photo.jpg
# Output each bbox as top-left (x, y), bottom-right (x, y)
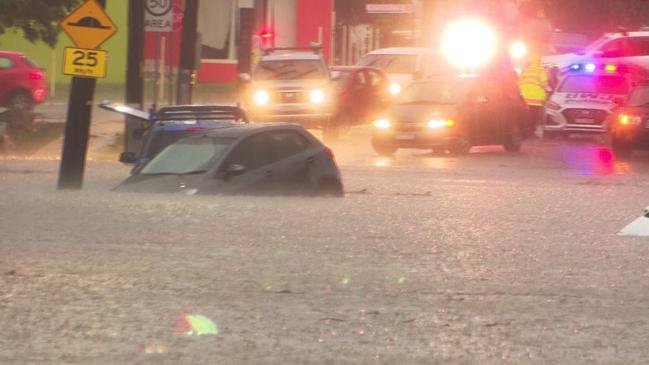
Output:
top-left (427, 119), bottom-right (456, 129)
top-left (373, 119), bottom-right (392, 129)
top-left (253, 90), bottom-right (270, 105)
top-left (509, 41), bottom-right (527, 60)
top-left (389, 83), bottom-right (402, 95)
top-left (619, 114), bottom-right (641, 125)
top-left (310, 89), bottom-right (326, 104)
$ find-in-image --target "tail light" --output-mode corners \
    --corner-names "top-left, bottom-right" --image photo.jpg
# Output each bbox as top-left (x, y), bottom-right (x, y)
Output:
top-left (325, 146), bottom-right (335, 160)
top-left (29, 70), bottom-right (44, 80)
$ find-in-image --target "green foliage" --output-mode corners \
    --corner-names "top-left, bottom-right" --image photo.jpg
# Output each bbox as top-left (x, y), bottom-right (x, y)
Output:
top-left (0, 0), bottom-right (81, 48)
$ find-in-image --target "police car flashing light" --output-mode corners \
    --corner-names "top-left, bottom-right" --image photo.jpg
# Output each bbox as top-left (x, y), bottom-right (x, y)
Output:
top-left (568, 63), bottom-right (622, 73)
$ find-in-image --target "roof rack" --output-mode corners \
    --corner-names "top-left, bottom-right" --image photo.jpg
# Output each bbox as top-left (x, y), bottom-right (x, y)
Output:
top-left (262, 42), bottom-right (322, 56)
top-left (153, 105), bottom-right (249, 122)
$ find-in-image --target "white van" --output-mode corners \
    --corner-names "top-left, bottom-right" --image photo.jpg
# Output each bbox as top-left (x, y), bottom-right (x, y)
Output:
top-left (543, 30), bottom-right (649, 71)
top-left (357, 47), bottom-right (434, 94)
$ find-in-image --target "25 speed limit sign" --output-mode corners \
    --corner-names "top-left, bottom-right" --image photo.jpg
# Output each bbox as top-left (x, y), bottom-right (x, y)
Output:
top-left (63, 47), bottom-right (108, 78)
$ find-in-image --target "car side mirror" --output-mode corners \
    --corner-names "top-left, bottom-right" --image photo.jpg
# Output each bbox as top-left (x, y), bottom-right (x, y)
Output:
top-left (239, 73), bottom-right (251, 82)
top-left (119, 152), bottom-right (137, 164)
top-left (220, 163), bottom-right (247, 178)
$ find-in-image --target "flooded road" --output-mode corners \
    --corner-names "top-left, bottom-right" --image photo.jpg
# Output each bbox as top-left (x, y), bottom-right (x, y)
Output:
top-left (2, 130), bottom-right (649, 364)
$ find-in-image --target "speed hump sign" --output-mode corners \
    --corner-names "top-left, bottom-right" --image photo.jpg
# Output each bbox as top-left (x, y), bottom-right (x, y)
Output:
top-left (63, 47), bottom-right (108, 78)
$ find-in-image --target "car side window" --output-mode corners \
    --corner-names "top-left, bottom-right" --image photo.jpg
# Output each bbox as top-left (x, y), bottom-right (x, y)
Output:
top-left (267, 130), bottom-right (310, 162)
top-left (226, 133), bottom-right (271, 171)
top-left (0, 57), bottom-right (15, 69)
top-left (599, 39), bottom-right (624, 58)
top-left (628, 37), bottom-right (649, 56)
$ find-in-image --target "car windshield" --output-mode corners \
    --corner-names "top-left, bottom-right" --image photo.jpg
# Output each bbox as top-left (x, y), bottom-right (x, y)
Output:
top-left (358, 54), bottom-right (417, 74)
top-left (140, 137), bottom-right (234, 175)
top-left (144, 130), bottom-right (203, 159)
top-left (558, 75), bottom-right (629, 94)
top-left (254, 59), bottom-right (327, 80)
top-left (627, 85), bottom-right (649, 106)
top-left (398, 80), bottom-right (469, 105)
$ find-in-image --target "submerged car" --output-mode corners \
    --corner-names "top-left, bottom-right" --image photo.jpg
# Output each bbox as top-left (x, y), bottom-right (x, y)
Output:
top-left (609, 79), bottom-right (649, 158)
top-left (114, 124), bottom-right (344, 196)
top-left (100, 103), bottom-right (248, 174)
top-left (371, 74), bottom-right (528, 156)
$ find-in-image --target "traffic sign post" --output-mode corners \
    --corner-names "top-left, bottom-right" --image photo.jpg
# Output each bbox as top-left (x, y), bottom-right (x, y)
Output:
top-left (58, 0), bottom-right (113, 190)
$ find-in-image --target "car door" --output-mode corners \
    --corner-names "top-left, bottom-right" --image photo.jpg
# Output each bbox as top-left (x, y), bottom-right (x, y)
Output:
top-left (0, 56), bottom-right (17, 105)
top-left (215, 132), bottom-right (275, 195)
top-left (346, 71), bottom-right (370, 121)
top-left (363, 69), bottom-right (391, 122)
top-left (265, 130), bottom-right (314, 195)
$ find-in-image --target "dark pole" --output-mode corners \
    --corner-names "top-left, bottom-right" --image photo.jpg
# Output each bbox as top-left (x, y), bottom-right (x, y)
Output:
top-left (57, 0), bottom-right (107, 190)
top-left (124, 0), bottom-right (145, 155)
top-left (176, 0), bottom-right (199, 105)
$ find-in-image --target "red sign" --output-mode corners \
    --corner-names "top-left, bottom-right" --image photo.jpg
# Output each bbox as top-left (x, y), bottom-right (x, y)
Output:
top-left (172, 3), bottom-right (184, 32)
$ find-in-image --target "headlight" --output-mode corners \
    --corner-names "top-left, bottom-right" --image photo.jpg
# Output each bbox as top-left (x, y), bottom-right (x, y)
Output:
top-left (310, 89), bottom-right (326, 104)
top-left (253, 90), bottom-right (270, 105)
top-left (509, 41), bottom-right (527, 59)
top-left (389, 83), bottom-right (402, 95)
top-left (427, 119), bottom-right (455, 129)
top-left (372, 119), bottom-right (392, 129)
top-left (619, 114), bottom-right (642, 125)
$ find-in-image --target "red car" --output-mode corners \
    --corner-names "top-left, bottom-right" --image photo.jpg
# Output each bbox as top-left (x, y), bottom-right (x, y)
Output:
top-left (326, 66), bottom-right (393, 139)
top-left (0, 51), bottom-right (47, 113)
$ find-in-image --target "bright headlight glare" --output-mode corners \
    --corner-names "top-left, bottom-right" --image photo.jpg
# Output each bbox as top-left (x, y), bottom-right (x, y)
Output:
top-left (373, 119), bottom-right (392, 129)
top-left (253, 90), bottom-right (270, 105)
top-left (310, 89), bottom-right (326, 104)
top-left (442, 18), bottom-right (497, 69)
top-left (389, 83), bottom-right (402, 95)
top-left (427, 119), bottom-right (455, 129)
top-left (509, 41), bottom-right (527, 59)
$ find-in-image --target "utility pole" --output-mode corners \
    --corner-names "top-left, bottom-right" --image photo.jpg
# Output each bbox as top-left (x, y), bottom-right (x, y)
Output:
top-left (125, 0), bottom-right (145, 155)
top-left (57, 0), bottom-right (107, 190)
top-left (176, 0), bottom-right (199, 105)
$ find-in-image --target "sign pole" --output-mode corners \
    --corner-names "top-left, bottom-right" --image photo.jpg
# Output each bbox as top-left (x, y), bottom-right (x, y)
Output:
top-left (57, 0), bottom-right (114, 190)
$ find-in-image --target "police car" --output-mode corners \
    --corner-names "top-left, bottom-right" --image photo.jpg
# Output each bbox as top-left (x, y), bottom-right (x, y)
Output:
top-left (543, 63), bottom-right (640, 137)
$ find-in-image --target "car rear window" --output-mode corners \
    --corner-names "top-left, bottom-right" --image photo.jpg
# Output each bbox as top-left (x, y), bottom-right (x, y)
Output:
top-left (144, 130), bottom-right (197, 159)
top-left (22, 56), bottom-right (40, 68)
top-left (627, 85), bottom-right (649, 106)
top-left (558, 75), bottom-right (629, 94)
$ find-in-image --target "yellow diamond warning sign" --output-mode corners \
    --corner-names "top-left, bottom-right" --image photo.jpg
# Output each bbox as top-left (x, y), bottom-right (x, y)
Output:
top-left (60, 0), bottom-right (117, 49)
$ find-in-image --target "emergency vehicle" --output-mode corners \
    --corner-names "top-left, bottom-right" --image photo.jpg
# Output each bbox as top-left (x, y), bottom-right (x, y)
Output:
top-left (543, 63), bottom-right (646, 137)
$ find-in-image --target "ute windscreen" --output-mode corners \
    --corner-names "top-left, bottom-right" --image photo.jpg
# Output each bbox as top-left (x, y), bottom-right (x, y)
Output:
top-left (559, 75), bottom-right (629, 94)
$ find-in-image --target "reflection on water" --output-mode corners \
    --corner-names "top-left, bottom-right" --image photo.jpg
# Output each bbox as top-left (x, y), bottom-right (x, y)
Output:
top-left (562, 146), bottom-right (631, 176)
top-left (143, 343), bottom-right (168, 354)
top-left (175, 314), bottom-right (219, 336)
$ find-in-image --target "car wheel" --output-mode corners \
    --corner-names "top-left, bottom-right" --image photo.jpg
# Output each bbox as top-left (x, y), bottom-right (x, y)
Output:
top-left (612, 138), bottom-right (634, 159)
top-left (372, 140), bottom-right (398, 156)
top-left (7, 91), bottom-right (34, 113)
top-left (447, 137), bottom-right (471, 155)
top-left (503, 127), bottom-right (523, 152)
top-left (315, 179), bottom-right (344, 197)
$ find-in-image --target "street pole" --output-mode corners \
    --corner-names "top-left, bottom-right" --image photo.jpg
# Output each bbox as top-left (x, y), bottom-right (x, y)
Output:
top-left (57, 0), bottom-right (107, 190)
top-left (176, 0), bottom-right (199, 105)
top-left (124, 0), bottom-right (144, 155)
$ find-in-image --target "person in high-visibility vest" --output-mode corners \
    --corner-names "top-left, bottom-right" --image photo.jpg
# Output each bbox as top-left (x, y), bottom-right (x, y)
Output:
top-left (518, 56), bottom-right (548, 137)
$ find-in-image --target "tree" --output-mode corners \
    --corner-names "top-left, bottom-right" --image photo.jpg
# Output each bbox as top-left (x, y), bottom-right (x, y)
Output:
top-left (0, 0), bottom-right (81, 48)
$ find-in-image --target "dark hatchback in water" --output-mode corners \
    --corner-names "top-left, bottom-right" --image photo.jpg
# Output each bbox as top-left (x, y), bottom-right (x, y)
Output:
top-left (114, 124), bottom-right (344, 196)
